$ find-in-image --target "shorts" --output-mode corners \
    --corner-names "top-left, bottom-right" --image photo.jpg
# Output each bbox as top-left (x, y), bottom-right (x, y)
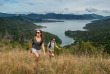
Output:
top-left (49, 50), bottom-right (54, 51)
top-left (31, 48), bottom-right (41, 54)
top-left (49, 48), bottom-right (54, 51)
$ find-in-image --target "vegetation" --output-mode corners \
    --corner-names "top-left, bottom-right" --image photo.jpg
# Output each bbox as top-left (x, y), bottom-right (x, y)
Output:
top-left (0, 17), bottom-right (42, 36)
top-left (0, 17), bottom-right (62, 48)
top-left (0, 13), bottom-right (110, 74)
top-left (0, 12), bottom-right (105, 20)
top-left (24, 13), bottom-right (104, 20)
top-left (65, 18), bottom-right (110, 54)
top-left (65, 29), bottom-right (110, 43)
top-left (84, 18), bottom-right (110, 30)
top-left (0, 41), bottom-right (110, 74)
top-left (1, 15), bottom-right (64, 23)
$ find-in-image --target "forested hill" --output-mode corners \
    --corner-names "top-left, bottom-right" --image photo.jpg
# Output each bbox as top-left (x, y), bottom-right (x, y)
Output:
top-left (84, 18), bottom-right (110, 30)
top-left (1, 16), bottom-right (64, 23)
top-left (0, 18), bottom-right (41, 35)
top-left (22, 13), bottom-right (104, 20)
top-left (2, 16), bottom-right (32, 22)
top-left (65, 18), bottom-right (110, 43)
top-left (0, 12), bottom-right (105, 20)
top-left (0, 18), bottom-right (62, 44)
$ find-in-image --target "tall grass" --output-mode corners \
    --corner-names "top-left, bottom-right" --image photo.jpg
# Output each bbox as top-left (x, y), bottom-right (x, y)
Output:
top-left (0, 48), bottom-right (110, 74)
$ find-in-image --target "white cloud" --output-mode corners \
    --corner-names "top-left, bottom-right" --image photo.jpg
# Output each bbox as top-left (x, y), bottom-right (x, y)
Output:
top-left (0, 0), bottom-right (110, 16)
top-left (85, 8), bottom-right (99, 12)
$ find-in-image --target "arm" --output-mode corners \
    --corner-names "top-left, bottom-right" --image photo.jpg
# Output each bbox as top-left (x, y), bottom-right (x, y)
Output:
top-left (42, 43), bottom-right (46, 56)
top-left (55, 45), bottom-right (61, 50)
top-left (30, 41), bottom-right (33, 53)
top-left (47, 46), bottom-right (49, 53)
top-left (47, 42), bottom-right (50, 53)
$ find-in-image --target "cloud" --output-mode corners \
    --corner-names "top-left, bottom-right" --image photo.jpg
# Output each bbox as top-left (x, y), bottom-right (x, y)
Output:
top-left (103, 10), bottom-right (110, 13)
top-left (0, 0), bottom-right (110, 16)
top-left (0, 3), bottom-right (3, 6)
top-left (85, 8), bottom-right (99, 12)
top-left (0, 0), bottom-right (4, 6)
top-left (64, 8), bottom-right (69, 11)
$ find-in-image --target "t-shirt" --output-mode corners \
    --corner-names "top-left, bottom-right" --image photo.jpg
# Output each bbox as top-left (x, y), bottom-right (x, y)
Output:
top-left (48, 42), bottom-right (56, 51)
top-left (32, 38), bottom-right (44, 50)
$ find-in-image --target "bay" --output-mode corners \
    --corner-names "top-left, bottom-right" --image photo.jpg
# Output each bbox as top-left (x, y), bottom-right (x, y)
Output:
top-left (35, 20), bottom-right (92, 46)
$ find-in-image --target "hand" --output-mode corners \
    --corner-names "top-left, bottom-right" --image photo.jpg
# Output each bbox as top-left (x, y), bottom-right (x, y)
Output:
top-left (30, 49), bottom-right (32, 53)
top-left (47, 51), bottom-right (49, 54)
top-left (44, 53), bottom-right (46, 56)
top-left (59, 48), bottom-right (61, 50)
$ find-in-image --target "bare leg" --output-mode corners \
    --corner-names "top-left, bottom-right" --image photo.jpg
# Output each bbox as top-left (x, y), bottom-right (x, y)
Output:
top-left (33, 51), bottom-right (40, 64)
top-left (49, 51), bottom-right (54, 59)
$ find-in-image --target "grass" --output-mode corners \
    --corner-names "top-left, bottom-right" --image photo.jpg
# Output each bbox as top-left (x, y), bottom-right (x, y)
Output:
top-left (0, 47), bottom-right (110, 74)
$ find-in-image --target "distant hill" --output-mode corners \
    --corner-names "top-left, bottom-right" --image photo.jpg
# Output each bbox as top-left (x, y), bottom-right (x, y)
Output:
top-left (1, 16), bottom-right (64, 23)
top-left (0, 17), bottom-right (42, 35)
top-left (84, 18), bottom-right (110, 30)
top-left (0, 12), bottom-right (106, 20)
top-left (0, 12), bottom-right (16, 17)
top-left (65, 18), bottom-right (110, 43)
top-left (0, 17), bottom-right (62, 44)
top-left (2, 16), bottom-right (32, 22)
top-left (23, 13), bottom-right (104, 20)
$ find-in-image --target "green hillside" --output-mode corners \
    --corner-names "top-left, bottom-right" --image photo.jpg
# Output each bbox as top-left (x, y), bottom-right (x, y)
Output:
top-left (0, 18), bottom-right (62, 45)
top-left (65, 18), bottom-right (110, 53)
top-left (65, 18), bottom-right (110, 43)
top-left (0, 18), bottom-right (41, 35)
top-left (84, 18), bottom-right (110, 30)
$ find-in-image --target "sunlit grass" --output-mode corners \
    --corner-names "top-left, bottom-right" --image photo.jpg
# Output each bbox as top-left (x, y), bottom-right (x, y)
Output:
top-left (0, 48), bottom-right (110, 74)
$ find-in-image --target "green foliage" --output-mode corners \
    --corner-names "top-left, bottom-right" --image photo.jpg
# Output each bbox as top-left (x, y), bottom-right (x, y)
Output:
top-left (44, 32), bottom-right (62, 46)
top-left (65, 29), bottom-right (110, 43)
top-left (54, 43), bottom-right (63, 55)
top-left (80, 41), bottom-right (98, 54)
top-left (10, 41), bottom-right (22, 48)
top-left (64, 41), bottom-right (103, 56)
top-left (0, 18), bottom-right (41, 37)
top-left (24, 43), bottom-right (30, 50)
top-left (65, 18), bottom-right (110, 55)
top-left (84, 18), bottom-right (110, 30)
top-left (0, 17), bottom-right (62, 50)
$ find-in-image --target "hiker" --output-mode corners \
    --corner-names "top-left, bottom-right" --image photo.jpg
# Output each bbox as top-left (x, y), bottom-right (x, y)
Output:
top-left (30, 30), bottom-right (45, 63)
top-left (47, 38), bottom-right (61, 58)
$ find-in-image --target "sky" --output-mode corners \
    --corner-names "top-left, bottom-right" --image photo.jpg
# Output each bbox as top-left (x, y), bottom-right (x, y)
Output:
top-left (0, 0), bottom-right (110, 16)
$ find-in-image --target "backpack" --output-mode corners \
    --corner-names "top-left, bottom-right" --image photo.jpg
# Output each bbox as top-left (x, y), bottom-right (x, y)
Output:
top-left (49, 41), bottom-right (56, 48)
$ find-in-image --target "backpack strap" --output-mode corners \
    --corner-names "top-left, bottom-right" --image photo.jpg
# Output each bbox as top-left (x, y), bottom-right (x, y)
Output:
top-left (54, 41), bottom-right (56, 46)
top-left (49, 41), bottom-right (56, 48)
top-left (33, 36), bottom-right (36, 43)
top-left (49, 41), bottom-right (51, 48)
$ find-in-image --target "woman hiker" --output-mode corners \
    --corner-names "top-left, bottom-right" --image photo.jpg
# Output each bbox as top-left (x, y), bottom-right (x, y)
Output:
top-left (30, 30), bottom-right (46, 63)
top-left (47, 38), bottom-right (61, 58)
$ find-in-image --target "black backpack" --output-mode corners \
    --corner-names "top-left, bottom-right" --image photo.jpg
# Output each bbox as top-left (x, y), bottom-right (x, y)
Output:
top-left (49, 41), bottom-right (56, 48)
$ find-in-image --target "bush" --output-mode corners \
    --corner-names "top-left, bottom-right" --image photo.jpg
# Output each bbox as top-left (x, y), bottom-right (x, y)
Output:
top-left (66, 41), bottom-right (99, 55)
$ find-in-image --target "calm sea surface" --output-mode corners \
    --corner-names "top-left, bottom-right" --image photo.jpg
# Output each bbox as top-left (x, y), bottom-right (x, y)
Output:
top-left (35, 20), bottom-right (92, 46)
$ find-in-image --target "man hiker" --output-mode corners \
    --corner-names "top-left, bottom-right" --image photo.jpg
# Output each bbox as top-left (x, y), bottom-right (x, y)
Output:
top-left (47, 38), bottom-right (61, 58)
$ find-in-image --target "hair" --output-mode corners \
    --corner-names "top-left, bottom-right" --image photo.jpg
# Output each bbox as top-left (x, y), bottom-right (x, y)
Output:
top-left (49, 37), bottom-right (55, 48)
top-left (51, 37), bottom-right (55, 41)
top-left (36, 30), bottom-right (44, 41)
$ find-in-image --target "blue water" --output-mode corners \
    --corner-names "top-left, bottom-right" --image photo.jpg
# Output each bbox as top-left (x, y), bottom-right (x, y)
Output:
top-left (35, 20), bottom-right (92, 46)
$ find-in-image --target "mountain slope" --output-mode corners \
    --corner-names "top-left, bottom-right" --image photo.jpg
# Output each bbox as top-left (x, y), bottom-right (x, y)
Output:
top-left (84, 18), bottom-right (110, 30)
top-left (0, 12), bottom-right (105, 20)
top-left (65, 18), bottom-right (110, 43)
top-left (0, 18), bottom-right (62, 44)
top-left (0, 18), bottom-right (41, 35)
top-left (23, 13), bottom-right (104, 20)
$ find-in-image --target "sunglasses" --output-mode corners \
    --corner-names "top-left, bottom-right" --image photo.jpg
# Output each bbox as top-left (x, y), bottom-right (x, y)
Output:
top-left (53, 39), bottom-right (55, 41)
top-left (36, 32), bottom-right (41, 34)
